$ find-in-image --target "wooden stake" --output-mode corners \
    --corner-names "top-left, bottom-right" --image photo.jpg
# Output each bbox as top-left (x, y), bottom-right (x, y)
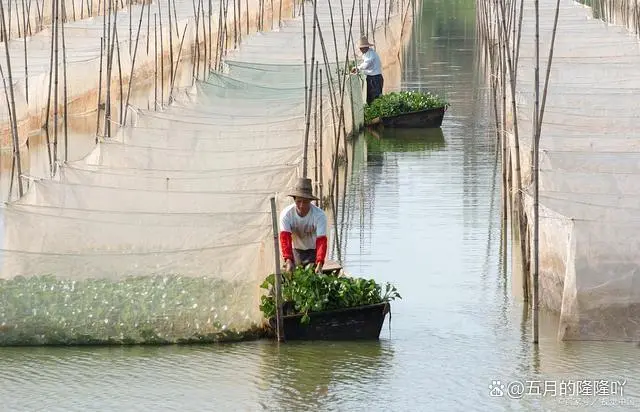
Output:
top-left (269, 196), bottom-right (285, 343)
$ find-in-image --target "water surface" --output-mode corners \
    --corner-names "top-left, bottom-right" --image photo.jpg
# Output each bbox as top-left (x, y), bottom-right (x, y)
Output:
top-left (1, 1), bottom-right (639, 411)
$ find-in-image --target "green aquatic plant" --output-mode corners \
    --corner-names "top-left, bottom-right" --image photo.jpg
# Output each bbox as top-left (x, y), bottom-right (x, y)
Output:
top-left (364, 90), bottom-right (449, 124)
top-left (259, 266), bottom-right (401, 324)
top-left (0, 275), bottom-right (264, 345)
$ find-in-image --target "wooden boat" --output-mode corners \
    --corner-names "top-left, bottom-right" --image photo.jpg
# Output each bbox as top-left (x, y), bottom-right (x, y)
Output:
top-left (366, 106), bottom-right (446, 129)
top-left (265, 259), bottom-right (391, 341)
top-left (268, 302), bottom-right (390, 341)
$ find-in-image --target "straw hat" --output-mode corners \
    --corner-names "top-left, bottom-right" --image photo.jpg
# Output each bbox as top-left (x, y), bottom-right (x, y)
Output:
top-left (357, 36), bottom-right (374, 48)
top-left (288, 177), bottom-right (319, 201)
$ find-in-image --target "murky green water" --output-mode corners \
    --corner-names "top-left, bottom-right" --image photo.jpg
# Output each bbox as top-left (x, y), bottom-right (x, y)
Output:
top-left (2, 1), bottom-right (640, 411)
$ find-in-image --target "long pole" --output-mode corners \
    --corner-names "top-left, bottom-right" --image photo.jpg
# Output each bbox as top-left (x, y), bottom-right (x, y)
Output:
top-left (302, 0), bottom-right (319, 178)
top-left (21, 0), bottom-right (28, 103)
top-left (123, 0), bottom-right (146, 125)
top-left (269, 197), bottom-right (285, 343)
top-left (319, 67), bottom-right (323, 204)
top-left (96, 36), bottom-right (104, 141)
top-left (0, 0), bottom-right (23, 196)
top-left (532, 0), bottom-right (540, 344)
top-left (301, 0), bottom-right (308, 120)
top-left (62, 0), bottom-right (69, 162)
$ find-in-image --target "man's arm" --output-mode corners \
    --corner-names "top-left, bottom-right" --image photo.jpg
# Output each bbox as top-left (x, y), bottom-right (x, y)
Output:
top-left (315, 212), bottom-right (328, 265)
top-left (279, 211), bottom-right (294, 263)
top-left (357, 52), bottom-right (374, 72)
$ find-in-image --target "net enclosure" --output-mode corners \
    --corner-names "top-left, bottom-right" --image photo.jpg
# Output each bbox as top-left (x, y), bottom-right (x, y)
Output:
top-left (501, 0), bottom-right (640, 340)
top-left (0, 0), bottom-right (408, 344)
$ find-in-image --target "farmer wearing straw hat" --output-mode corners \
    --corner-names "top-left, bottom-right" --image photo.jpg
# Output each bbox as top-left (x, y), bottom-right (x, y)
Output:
top-left (351, 35), bottom-right (384, 104)
top-left (279, 177), bottom-right (328, 274)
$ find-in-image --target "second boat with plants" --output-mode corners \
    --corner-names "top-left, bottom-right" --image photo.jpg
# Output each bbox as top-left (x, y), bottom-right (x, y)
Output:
top-left (364, 90), bottom-right (449, 129)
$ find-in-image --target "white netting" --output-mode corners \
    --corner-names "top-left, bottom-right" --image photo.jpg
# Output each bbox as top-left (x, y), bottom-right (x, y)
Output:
top-left (0, 0), bottom-right (409, 344)
top-left (501, 0), bottom-right (640, 340)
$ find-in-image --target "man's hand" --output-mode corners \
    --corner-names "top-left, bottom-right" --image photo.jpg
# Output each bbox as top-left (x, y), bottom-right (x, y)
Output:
top-left (315, 262), bottom-right (324, 274)
top-left (350, 67), bottom-right (358, 74)
top-left (284, 259), bottom-right (295, 273)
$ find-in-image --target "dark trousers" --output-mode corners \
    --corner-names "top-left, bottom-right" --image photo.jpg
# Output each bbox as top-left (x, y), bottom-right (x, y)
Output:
top-left (366, 74), bottom-right (384, 104)
top-left (294, 248), bottom-right (316, 266)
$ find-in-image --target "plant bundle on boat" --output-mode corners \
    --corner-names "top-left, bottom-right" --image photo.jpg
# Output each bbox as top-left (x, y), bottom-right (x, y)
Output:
top-left (364, 90), bottom-right (449, 129)
top-left (259, 267), bottom-right (401, 340)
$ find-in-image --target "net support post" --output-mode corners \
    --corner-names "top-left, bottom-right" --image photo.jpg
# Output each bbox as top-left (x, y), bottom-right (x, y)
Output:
top-left (269, 196), bottom-right (285, 343)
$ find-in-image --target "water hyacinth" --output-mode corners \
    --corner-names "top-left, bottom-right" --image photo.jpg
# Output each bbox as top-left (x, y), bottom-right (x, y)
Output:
top-left (0, 275), bottom-right (266, 345)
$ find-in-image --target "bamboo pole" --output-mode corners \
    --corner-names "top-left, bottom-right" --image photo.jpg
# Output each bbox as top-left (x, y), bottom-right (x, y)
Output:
top-left (53, 0), bottom-right (59, 167)
top-left (0, 0), bottom-right (24, 196)
top-left (169, 22), bottom-right (188, 101)
top-left (123, 0), bottom-right (146, 125)
top-left (269, 196), bottom-right (285, 343)
top-left (532, 0), bottom-right (540, 343)
top-left (497, 0), bottom-right (527, 302)
top-left (62, 0), bottom-right (69, 162)
top-left (154, 13), bottom-right (158, 109)
top-left (146, 0), bottom-right (150, 54)
top-left (302, 0), bottom-right (308, 119)
top-left (116, 29), bottom-right (124, 126)
top-left (129, 0), bottom-right (132, 54)
top-left (326, 0), bottom-right (342, 95)
top-left (532, 0), bottom-right (561, 344)
top-left (208, 0), bottom-right (213, 70)
top-left (315, 20), bottom-right (339, 143)
top-left (192, 0), bottom-right (201, 82)
top-left (302, 0), bottom-right (319, 179)
top-left (200, 0), bottom-right (207, 78)
top-left (314, 61), bottom-right (319, 201)
top-left (96, 36), bottom-right (104, 141)
top-left (329, 0), bottom-right (356, 199)
top-left (319, 66), bottom-right (324, 205)
top-left (168, 0), bottom-right (174, 88)
top-left (105, 5), bottom-right (118, 139)
top-left (159, 2), bottom-right (164, 104)
top-left (21, 0), bottom-right (28, 103)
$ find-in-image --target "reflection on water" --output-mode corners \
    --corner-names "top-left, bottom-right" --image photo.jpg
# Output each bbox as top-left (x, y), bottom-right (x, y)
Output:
top-left (258, 340), bottom-right (394, 410)
top-left (2, 0), bottom-right (640, 411)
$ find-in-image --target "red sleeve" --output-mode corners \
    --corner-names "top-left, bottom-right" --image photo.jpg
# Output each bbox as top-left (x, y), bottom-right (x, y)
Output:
top-left (315, 235), bottom-right (327, 264)
top-left (279, 231), bottom-right (293, 261)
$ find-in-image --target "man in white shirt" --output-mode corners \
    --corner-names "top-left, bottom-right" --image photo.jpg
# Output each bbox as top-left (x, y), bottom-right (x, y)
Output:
top-left (351, 36), bottom-right (384, 104)
top-left (279, 177), bottom-right (328, 274)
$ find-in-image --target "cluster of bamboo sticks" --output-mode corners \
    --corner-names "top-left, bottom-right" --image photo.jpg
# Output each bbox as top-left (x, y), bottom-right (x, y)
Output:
top-left (0, 0), bottom-right (399, 228)
top-left (476, 0), bottom-right (561, 344)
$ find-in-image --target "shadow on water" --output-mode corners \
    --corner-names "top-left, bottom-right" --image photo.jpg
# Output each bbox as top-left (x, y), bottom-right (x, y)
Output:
top-left (365, 127), bottom-right (446, 153)
top-left (258, 340), bottom-right (394, 410)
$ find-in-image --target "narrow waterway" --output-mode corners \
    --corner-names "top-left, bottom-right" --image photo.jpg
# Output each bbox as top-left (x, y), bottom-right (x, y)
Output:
top-left (1, 1), bottom-right (639, 411)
